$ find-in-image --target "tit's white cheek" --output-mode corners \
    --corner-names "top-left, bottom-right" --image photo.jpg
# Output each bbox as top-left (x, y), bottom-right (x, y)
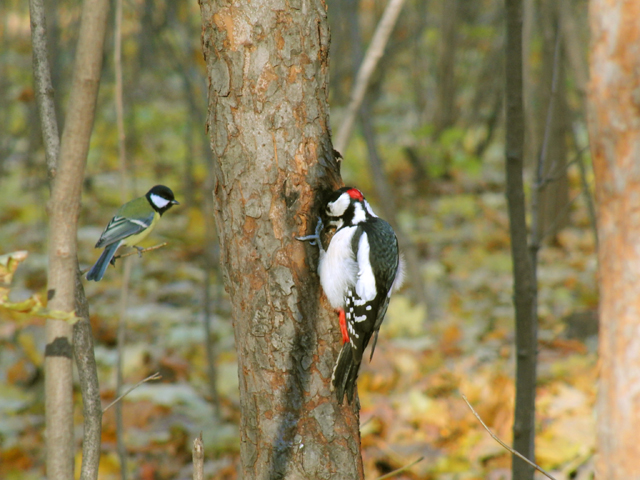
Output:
top-left (150, 194), bottom-right (170, 209)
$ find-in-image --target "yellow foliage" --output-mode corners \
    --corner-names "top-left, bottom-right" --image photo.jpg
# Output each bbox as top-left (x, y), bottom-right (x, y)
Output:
top-left (0, 251), bottom-right (80, 325)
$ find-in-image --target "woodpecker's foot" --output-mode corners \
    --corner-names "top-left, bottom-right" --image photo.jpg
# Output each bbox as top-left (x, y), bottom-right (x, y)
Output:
top-left (338, 309), bottom-right (349, 344)
top-left (296, 218), bottom-right (324, 246)
top-left (134, 246), bottom-right (144, 258)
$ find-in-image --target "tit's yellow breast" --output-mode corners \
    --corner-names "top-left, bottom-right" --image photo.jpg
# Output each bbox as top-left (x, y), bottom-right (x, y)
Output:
top-left (121, 212), bottom-right (160, 247)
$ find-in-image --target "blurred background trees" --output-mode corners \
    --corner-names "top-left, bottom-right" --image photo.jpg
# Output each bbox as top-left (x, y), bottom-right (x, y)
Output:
top-left (1, 0), bottom-right (600, 478)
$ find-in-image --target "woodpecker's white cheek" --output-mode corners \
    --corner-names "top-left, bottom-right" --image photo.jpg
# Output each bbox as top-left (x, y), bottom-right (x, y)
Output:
top-left (355, 232), bottom-right (377, 301)
top-left (327, 192), bottom-right (350, 217)
top-left (150, 194), bottom-right (170, 209)
top-left (318, 226), bottom-right (358, 309)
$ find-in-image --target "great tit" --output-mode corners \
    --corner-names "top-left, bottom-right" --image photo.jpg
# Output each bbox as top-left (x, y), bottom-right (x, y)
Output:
top-left (86, 185), bottom-right (179, 281)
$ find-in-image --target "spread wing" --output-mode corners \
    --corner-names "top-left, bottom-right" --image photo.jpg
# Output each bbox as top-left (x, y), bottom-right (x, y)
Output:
top-left (95, 212), bottom-right (155, 248)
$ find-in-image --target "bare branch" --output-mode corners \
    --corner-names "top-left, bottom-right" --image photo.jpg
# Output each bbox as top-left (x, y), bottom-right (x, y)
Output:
top-left (29, 0), bottom-right (60, 181)
top-left (375, 456), bottom-right (425, 480)
top-left (333, 0), bottom-right (407, 155)
top-left (102, 372), bottom-right (162, 414)
top-left (73, 269), bottom-right (102, 480)
top-left (460, 392), bottom-right (557, 480)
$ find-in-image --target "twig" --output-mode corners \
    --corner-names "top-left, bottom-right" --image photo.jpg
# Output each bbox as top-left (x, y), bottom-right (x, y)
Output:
top-left (375, 456), bottom-right (425, 480)
top-left (102, 372), bottom-right (162, 414)
top-left (334, 0), bottom-right (407, 154)
top-left (460, 392), bottom-right (557, 480)
top-left (79, 243), bottom-right (169, 276)
top-left (113, 242), bottom-right (168, 261)
top-left (192, 433), bottom-right (205, 480)
top-left (538, 146), bottom-right (589, 190)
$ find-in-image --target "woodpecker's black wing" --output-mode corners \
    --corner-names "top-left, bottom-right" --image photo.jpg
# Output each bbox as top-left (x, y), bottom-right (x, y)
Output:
top-left (356, 217), bottom-right (399, 358)
top-left (332, 218), bottom-right (399, 403)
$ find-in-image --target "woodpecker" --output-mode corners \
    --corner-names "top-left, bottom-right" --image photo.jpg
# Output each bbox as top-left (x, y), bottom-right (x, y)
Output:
top-left (298, 187), bottom-right (403, 404)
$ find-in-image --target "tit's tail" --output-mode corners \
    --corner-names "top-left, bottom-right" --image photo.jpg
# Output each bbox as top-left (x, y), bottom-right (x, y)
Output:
top-left (86, 242), bottom-right (120, 281)
top-left (331, 342), bottom-right (363, 405)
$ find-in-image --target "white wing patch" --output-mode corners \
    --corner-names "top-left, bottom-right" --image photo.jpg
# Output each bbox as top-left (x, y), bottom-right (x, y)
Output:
top-left (150, 193), bottom-right (170, 209)
top-left (318, 226), bottom-right (358, 309)
top-left (355, 232), bottom-right (377, 301)
top-left (129, 218), bottom-right (152, 228)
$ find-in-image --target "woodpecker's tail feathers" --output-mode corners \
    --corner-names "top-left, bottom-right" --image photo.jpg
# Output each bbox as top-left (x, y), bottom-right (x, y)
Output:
top-left (331, 342), bottom-right (361, 404)
top-left (86, 242), bottom-right (120, 282)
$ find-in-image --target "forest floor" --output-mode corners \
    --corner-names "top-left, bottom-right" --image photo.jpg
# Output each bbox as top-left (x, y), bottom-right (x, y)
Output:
top-left (0, 152), bottom-right (597, 480)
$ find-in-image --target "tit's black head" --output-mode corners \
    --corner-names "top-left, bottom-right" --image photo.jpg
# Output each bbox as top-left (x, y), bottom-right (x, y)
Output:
top-left (146, 185), bottom-right (179, 215)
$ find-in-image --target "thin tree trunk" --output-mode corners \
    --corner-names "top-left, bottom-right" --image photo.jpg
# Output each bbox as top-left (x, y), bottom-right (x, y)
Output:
top-left (199, 1), bottom-right (362, 478)
top-left (589, 1), bottom-right (640, 476)
top-left (31, 0), bottom-right (106, 477)
top-left (505, 1), bottom-right (537, 479)
top-left (536, 2), bottom-right (569, 240)
top-left (34, 0), bottom-right (109, 478)
top-left (334, 0), bottom-right (407, 155)
top-left (433, 0), bottom-right (459, 137)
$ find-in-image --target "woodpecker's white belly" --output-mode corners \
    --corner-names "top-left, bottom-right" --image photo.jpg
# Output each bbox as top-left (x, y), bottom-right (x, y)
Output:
top-left (318, 226), bottom-right (358, 309)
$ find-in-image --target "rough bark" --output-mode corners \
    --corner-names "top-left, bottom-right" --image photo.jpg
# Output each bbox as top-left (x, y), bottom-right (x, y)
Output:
top-left (588, 1), bottom-right (640, 477)
top-left (199, 1), bottom-right (363, 479)
top-left (505, 1), bottom-right (537, 479)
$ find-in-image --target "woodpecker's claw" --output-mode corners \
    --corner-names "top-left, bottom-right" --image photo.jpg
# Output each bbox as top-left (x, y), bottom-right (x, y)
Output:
top-left (296, 218), bottom-right (324, 246)
top-left (296, 234), bottom-right (319, 245)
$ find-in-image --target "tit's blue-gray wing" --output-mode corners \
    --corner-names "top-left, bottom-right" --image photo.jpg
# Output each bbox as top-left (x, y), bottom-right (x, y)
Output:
top-left (94, 212), bottom-right (155, 248)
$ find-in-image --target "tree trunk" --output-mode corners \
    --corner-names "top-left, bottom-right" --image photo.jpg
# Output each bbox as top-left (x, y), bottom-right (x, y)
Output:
top-left (505, 1), bottom-right (537, 479)
top-left (199, 2), bottom-right (363, 479)
top-left (44, 0), bottom-right (109, 478)
top-left (589, 1), bottom-right (640, 477)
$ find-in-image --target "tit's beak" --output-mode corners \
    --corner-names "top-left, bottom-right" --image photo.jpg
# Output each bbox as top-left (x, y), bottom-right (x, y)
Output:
top-left (172, 200), bottom-right (180, 205)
